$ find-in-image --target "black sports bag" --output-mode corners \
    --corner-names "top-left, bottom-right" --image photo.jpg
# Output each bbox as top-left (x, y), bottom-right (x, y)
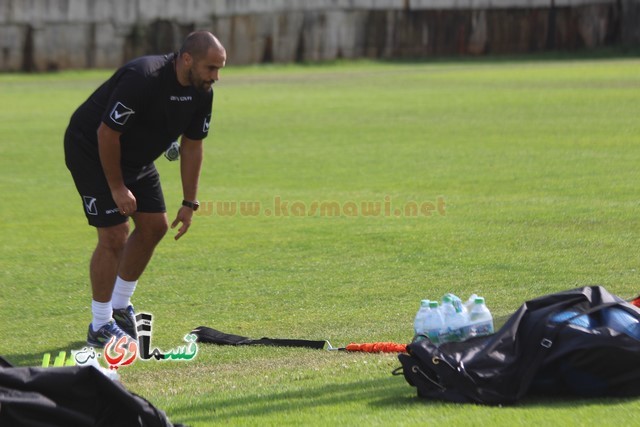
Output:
top-left (0, 364), bottom-right (180, 426)
top-left (397, 286), bottom-right (640, 405)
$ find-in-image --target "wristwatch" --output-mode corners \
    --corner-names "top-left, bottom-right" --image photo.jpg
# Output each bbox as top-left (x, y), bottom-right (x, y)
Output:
top-left (182, 200), bottom-right (200, 211)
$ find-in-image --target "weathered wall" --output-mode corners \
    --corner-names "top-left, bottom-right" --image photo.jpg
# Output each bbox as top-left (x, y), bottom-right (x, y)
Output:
top-left (0, 0), bottom-right (637, 71)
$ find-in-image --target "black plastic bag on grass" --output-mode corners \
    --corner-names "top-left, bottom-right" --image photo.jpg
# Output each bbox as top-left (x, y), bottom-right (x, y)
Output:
top-left (396, 286), bottom-right (640, 405)
top-left (0, 363), bottom-right (181, 427)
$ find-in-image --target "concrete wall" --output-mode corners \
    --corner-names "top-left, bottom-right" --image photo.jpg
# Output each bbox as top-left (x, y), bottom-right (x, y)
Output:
top-left (0, 0), bottom-right (637, 71)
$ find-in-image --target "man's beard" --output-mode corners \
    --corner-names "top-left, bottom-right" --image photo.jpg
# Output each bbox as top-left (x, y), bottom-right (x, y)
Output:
top-left (188, 69), bottom-right (212, 93)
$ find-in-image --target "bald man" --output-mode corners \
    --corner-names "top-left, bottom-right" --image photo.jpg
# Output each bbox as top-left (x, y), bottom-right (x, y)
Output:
top-left (64, 31), bottom-right (226, 347)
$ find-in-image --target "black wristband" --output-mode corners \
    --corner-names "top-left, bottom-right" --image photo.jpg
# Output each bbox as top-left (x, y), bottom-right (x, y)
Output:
top-left (182, 200), bottom-right (200, 211)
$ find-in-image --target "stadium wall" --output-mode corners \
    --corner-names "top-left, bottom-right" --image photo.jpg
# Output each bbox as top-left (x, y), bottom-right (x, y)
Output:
top-left (0, 0), bottom-right (638, 71)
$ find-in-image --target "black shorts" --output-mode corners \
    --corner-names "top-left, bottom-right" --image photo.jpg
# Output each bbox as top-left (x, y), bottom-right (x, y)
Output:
top-left (65, 127), bottom-right (166, 228)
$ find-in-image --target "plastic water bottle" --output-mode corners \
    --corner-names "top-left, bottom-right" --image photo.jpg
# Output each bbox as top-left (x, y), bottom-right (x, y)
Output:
top-left (413, 299), bottom-right (431, 336)
top-left (441, 295), bottom-right (468, 342)
top-left (464, 294), bottom-right (479, 312)
top-left (423, 301), bottom-right (445, 345)
top-left (440, 295), bottom-right (456, 315)
top-left (444, 293), bottom-right (465, 314)
top-left (468, 297), bottom-right (494, 338)
top-left (602, 307), bottom-right (640, 340)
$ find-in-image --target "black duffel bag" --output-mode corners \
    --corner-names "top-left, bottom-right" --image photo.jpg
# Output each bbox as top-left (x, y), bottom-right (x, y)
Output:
top-left (0, 364), bottom-right (180, 427)
top-left (397, 286), bottom-right (640, 405)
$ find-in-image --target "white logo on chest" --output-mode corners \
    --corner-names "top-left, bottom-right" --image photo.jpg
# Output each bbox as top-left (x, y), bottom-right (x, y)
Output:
top-left (170, 96), bottom-right (193, 102)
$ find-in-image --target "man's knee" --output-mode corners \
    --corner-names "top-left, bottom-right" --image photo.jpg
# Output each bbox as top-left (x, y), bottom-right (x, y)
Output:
top-left (96, 222), bottom-right (130, 252)
top-left (134, 213), bottom-right (169, 242)
top-left (149, 217), bottom-right (169, 241)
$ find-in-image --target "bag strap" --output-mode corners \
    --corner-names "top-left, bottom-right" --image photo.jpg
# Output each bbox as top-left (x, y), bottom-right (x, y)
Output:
top-left (425, 348), bottom-right (485, 401)
top-left (249, 337), bottom-right (327, 349)
top-left (393, 360), bottom-right (446, 391)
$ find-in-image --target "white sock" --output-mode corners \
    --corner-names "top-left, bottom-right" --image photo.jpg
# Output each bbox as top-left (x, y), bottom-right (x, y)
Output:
top-left (111, 276), bottom-right (138, 309)
top-left (91, 300), bottom-right (113, 331)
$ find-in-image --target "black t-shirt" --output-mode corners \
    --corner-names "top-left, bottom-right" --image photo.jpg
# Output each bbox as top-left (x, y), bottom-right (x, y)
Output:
top-left (67, 53), bottom-right (213, 176)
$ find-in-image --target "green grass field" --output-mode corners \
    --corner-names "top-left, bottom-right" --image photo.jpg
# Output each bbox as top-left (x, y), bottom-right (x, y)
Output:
top-left (1, 55), bottom-right (640, 426)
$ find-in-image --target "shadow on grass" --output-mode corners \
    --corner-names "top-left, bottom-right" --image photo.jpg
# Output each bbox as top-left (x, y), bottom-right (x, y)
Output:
top-left (517, 393), bottom-right (639, 408)
top-left (374, 385), bottom-right (638, 410)
top-left (1, 341), bottom-right (87, 367)
top-left (171, 373), bottom-right (640, 424)
top-left (170, 376), bottom-right (417, 423)
top-left (375, 391), bottom-right (638, 409)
